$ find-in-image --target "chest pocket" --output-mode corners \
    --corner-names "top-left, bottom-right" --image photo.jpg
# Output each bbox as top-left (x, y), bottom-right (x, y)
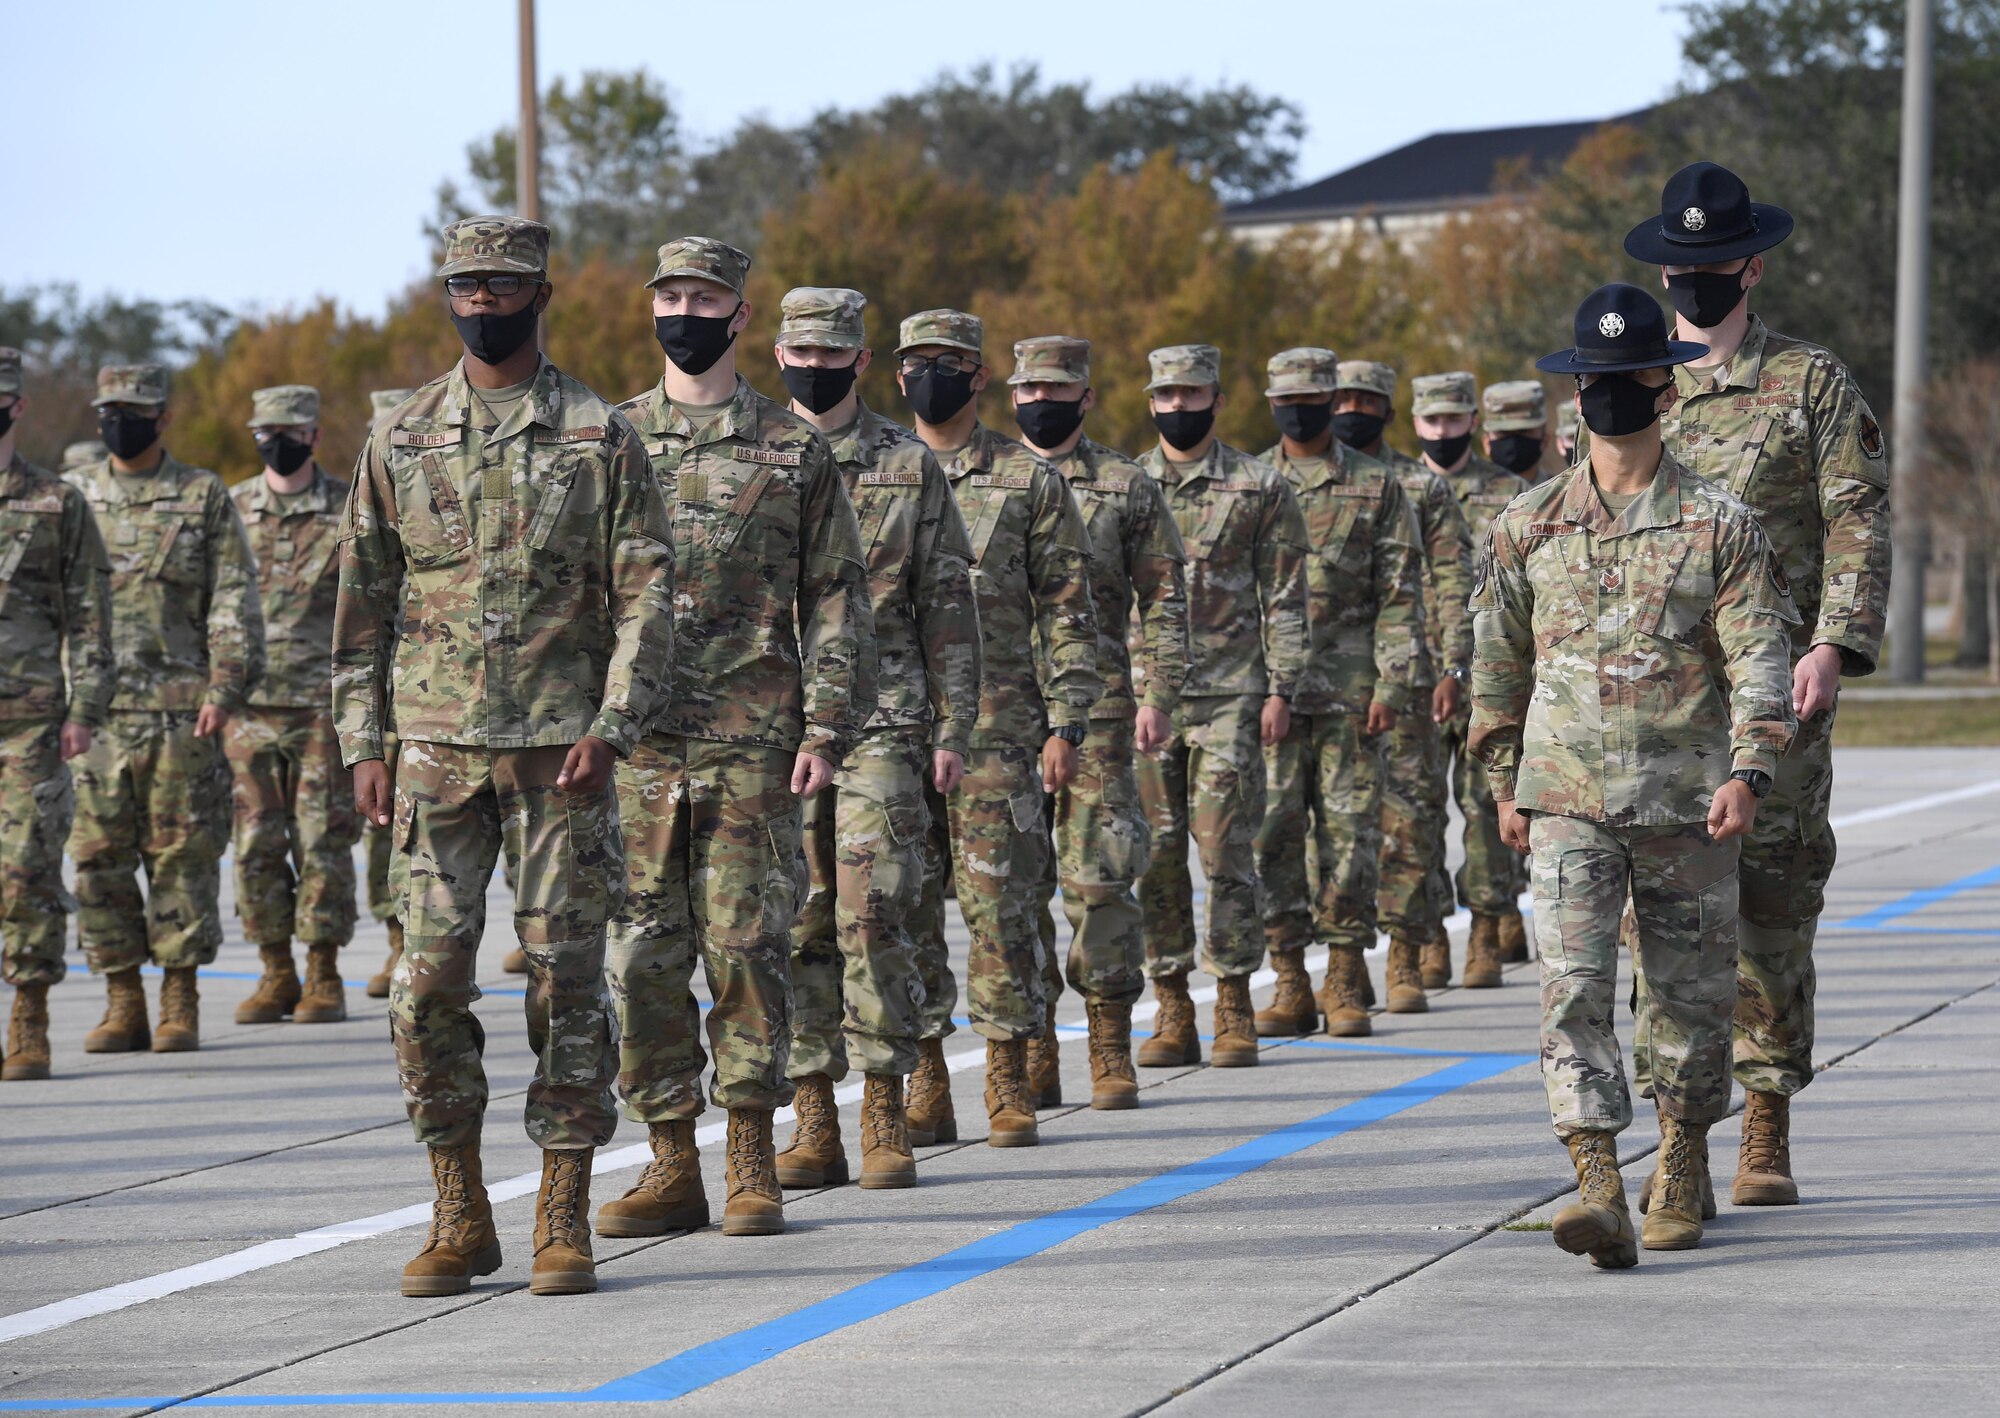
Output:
top-left (1313, 490), bottom-right (1371, 573)
top-left (1529, 538), bottom-right (1591, 648)
top-left (396, 450), bottom-right (475, 567)
top-left (525, 434), bottom-right (609, 552)
top-left (1184, 488), bottom-right (1250, 560)
top-left (1082, 493), bottom-right (1123, 570)
top-left (961, 483), bottom-right (1017, 568)
top-left (1633, 535), bottom-right (1712, 644)
top-left (148, 503), bottom-right (210, 587)
top-left (854, 482), bottom-right (915, 581)
top-left (1688, 415), bottom-right (1774, 501)
top-left (677, 447), bottom-right (800, 561)
top-left (0, 503), bottom-right (60, 582)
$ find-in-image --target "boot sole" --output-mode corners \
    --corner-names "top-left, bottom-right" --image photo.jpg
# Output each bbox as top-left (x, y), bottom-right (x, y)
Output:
top-left (1384, 997), bottom-right (1429, 1014)
top-left (906, 1118), bottom-right (957, 1146)
top-left (529, 1269), bottom-right (598, 1295)
top-left (1553, 1216), bottom-right (1637, 1269)
top-left (83, 1036), bottom-right (150, 1053)
top-left (594, 1202), bottom-right (710, 1237)
top-left (1136, 1045), bottom-right (1201, 1068)
top-left (1731, 1181), bottom-right (1799, 1206)
top-left (857, 1167), bottom-right (918, 1190)
top-left (151, 1035), bottom-right (199, 1053)
top-left (1641, 1227), bottom-right (1703, 1250)
top-left (1461, 975), bottom-right (1503, 990)
top-left (365, 982), bottom-right (392, 999)
top-left (2, 1062), bottom-right (52, 1081)
top-left (293, 1008), bottom-right (348, 1024)
top-left (401, 1241), bottom-right (502, 1297)
top-left (1419, 975), bottom-right (1449, 989)
top-left (1090, 1090), bottom-right (1140, 1111)
top-left (234, 1009), bottom-right (290, 1024)
top-left (721, 1212), bottom-right (786, 1236)
top-left (776, 1160), bottom-right (849, 1189)
top-left (1210, 1048), bottom-right (1259, 1068)
top-left (1324, 1018), bottom-right (1373, 1038)
top-left (987, 1130), bottom-right (1040, 1147)
top-left (1254, 1017), bottom-right (1316, 1038)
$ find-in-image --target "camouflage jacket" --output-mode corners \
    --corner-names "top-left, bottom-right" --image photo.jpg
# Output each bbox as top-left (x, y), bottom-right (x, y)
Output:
top-left (826, 401), bottom-right (981, 755)
top-left (0, 453), bottom-right (115, 726)
top-left (623, 376), bottom-right (873, 762)
top-left (1140, 441), bottom-right (1308, 701)
top-left (1665, 317), bottom-right (1891, 674)
top-left (939, 422), bottom-right (1100, 748)
top-left (1445, 454), bottom-right (1533, 549)
top-left (333, 357), bottom-right (675, 765)
top-left (1261, 440), bottom-right (1430, 714)
top-left (1046, 437), bottom-right (1188, 719)
top-left (68, 452), bottom-right (264, 715)
top-left (1469, 453), bottom-right (1799, 826)
top-left (1378, 445), bottom-right (1474, 682)
top-left (232, 465), bottom-right (346, 710)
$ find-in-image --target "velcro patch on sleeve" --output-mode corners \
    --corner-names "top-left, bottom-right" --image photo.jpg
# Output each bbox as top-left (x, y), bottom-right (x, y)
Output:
top-left (734, 447), bottom-right (804, 466)
top-left (389, 429), bottom-right (463, 448)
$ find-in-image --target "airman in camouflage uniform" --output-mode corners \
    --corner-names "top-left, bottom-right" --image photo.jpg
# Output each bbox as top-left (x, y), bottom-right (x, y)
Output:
top-left (1474, 282), bottom-right (1798, 1264)
top-left (597, 239), bottom-right (873, 1238)
top-left (900, 308), bottom-right (1100, 1150)
top-left (1482, 379), bottom-right (1551, 484)
top-left (335, 217), bottom-right (676, 1297)
top-left (1254, 349), bottom-right (1428, 1036)
top-left (768, 287), bottom-right (981, 1192)
top-left (362, 387), bottom-right (414, 1000)
top-left (67, 362), bottom-right (264, 1056)
top-left (1623, 163), bottom-right (1893, 1206)
top-left (226, 385), bottom-right (360, 1029)
top-left (1011, 334), bottom-right (1188, 1111)
top-left (1419, 372), bottom-right (1533, 972)
top-left (1137, 344), bottom-right (1308, 1070)
top-left (0, 347), bottom-right (116, 1082)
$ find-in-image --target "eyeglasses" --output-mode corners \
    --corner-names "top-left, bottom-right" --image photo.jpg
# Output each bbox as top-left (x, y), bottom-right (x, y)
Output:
top-left (444, 274), bottom-right (538, 298)
top-left (898, 353), bottom-right (980, 379)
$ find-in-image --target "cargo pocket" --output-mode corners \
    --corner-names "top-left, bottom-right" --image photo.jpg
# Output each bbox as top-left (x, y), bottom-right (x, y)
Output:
top-left (884, 791), bottom-right (929, 847)
top-left (563, 785), bottom-right (624, 931)
top-left (150, 517), bottom-right (208, 587)
top-left (1096, 805), bottom-right (1151, 884)
top-left (762, 804), bottom-right (810, 937)
top-left (1009, 784), bottom-right (1044, 835)
top-left (403, 453), bottom-right (474, 566)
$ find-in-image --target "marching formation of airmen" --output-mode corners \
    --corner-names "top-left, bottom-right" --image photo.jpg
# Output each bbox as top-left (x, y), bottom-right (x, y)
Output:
top-left (0, 162), bottom-right (1889, 1287)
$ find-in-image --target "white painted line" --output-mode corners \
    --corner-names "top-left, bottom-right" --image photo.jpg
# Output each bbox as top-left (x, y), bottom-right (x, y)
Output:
top-left (1829, 777), bottom-right (2000, 830)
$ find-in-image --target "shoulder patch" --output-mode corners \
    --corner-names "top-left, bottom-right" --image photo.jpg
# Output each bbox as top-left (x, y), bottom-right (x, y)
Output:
top-left (735, 447), bottom-right (804, 467)
top-left (857, 469), bottom-right (926, 487)
top-left (1859, 415), bottom-right (1884, 459)
top-left (389, 429), bottom-right (463, 449)
top-left (533, 425), bottom-right (608, 444)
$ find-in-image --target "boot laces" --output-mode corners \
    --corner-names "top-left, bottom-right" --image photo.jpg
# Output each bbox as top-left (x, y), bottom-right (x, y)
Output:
top-left (863, 1078), bottom-right (903, 1150)
top-left (909, 1046), bottom-right (947, 1112)
top-left (638, 1123), bottom-right (687, 1194)
top-left (795, 1079), bottom-right (835, 1137)
top-left (1658, 1124), bottom-right (1697, 1211)
top-left (729, 1114), bottom-right (770, 1189)
top-left (1575, 1138), bottom-right (1618, 1204)
top-left (425, 1151), bottom-right (471, 1250)
top-left (1741, 1099), bottom-right (1784, 1172)
top-left (541, 1152), bottom-right (586, 1249)
top-left (993, 1046), bottom-right (1032, 1114)
top-left (1086, 1005), bottom-right (1129, 1075)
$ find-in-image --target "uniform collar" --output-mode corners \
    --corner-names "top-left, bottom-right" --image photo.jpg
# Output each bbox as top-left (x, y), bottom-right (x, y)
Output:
top-left (1271, 439), bottom-right (1348, 490)
top-left (939, 421), bottom-right (1003, 481)
top-left (824, 399), bottom-right (887, 466)
top-left (99, 451), bottom-right (188, 504)
top-left (440, 356), bottom-right (562, 439)
top-left (1146, 440), bottom-right (1225, 487)
top-left (1563, 451), bottom-right (1685, 539)
top-left (642, 374), bottom-right (762, 446)
top-left (241, 464), bottom-right (338, 517)
top-left (1676, 314), bottom-right (1770, 397)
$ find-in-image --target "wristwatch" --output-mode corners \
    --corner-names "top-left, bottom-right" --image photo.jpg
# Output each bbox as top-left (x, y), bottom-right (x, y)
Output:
top-left (1446, 666), bottom-right (1470, 685)
top-left (1729, 768), bottom-right (1773, 800)
top-left (1051, 725), bottom-right (1087, 747)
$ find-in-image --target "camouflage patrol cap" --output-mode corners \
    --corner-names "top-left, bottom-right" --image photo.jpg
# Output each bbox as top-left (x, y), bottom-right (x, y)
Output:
top-left (1265, 347), bottom-right (1339, 398)
top-left (897, 309), bottom-right (984, 357)
top-left (646, 235), bottom-right (751, 295)
top-left (93, 363), bottom-right (169, 407)
top-left (1411, 371), bottom-right (1477, 417)
top-left (777, 287), bottom-right (867, 349)
top-left (1482, 379), bottom-right (1546, 432)
top-left (62, 440), bottom-right (108, 471)
top-left (1008, 335), bottom-right (1090, 386)
top-left (1146, 344), bottom-right (1222, 391)
top-left (1335, 360), bottom-right (1397, 400)
top-left (0, 346), bottom-right (21, 398)
top-left (437, 216), bottom-right (550, 279)
top-left (370, 388), bottom-right (416, 420)
top-left (1555, 401), bottom-right (1579, 439)
top-left (247, 384), bottom-right (320, 428)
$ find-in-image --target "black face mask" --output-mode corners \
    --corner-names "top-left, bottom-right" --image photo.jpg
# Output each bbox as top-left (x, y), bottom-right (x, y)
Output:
top-left (0, 404), bottom-right (14, 441)
top-left (903, 367), bottom-right (978, 426)
top-left (1330, 410), bottom-right (1386, 450)
top-left (255, 432), bottom-right (314, 477)
top-left (1014, 397), bottom-right (1088, 450)
top-left (654, 304), bottom-right (742, 376)
top-left (451, 298), bottom-right (541, 366)
top-left (1487, 434), bottom-right (1544, 475)
top-left (98, 410), bottom-right (161, 460)
top-left (1153, 406), bottom-right (1215, 453)
top-left (1665, 268), bottom-right (1748, 329)
top-left (1272, 401), bottom-right (1333, 445)
top-left (1578, 375), bottom-right (1665, 437)
top-left (779, 361), bottom-right (859, 415)
top-left (1418, 432), bottom-right (1472, 469)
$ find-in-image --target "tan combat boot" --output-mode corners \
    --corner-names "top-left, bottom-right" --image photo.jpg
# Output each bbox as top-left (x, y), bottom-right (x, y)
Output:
top-left (235, 945), bottom-right (301, 1024)
top-left (1462, 915), bottom-right (1503, 990)
top-left (3, 981), bottom-right (52, 1081)
top-left (1497, 904), bottom-right (1530, 963)
top-left (1552, 1130), bottom-right (1637, 1269)
top-left (367, 919), bottom-right (403, 999)
top-left (858, 1072), bottom-right (917, 1189)
top-left (722, 1108), bottom-right (785, 1235)
top-left (1641, 1117), bottom-right (1710, 1250)
top-left (501, 946), bottom-right (528, 975)
top-left (595, 1119), bottom-right (708, 1236)
top-left (1084, 997), bottom-right (1140, 1110)
top-left (1211, 975), bottom-right (1259, 1068)
top-left (1418, 930), bottom-right (1452, 990)
top-left (905, 1036), bottom-right (957, 1146)
top-left (401, 1142), bottom-right (501, 1296)
top-left (294, 944), bottom-right (348, 1024)
top-left (1254, 949), bottom-right (1318, 1037)
top-left (1384, 938), bottom-right (1429, 1013)
top-left (775, 1072), bottom-right (848, 1189)
top-left (985, 1038), bottom-right (1040, 1147)
top-left (1638, 1127), bottom-right (1716, 1219)
top-left (1136, 970), bottom-right (1200, 1067)
top-left (530, 1148), bottom-right (597, 1294)
top-left (152, 967), bottom-right (201, 1052)
top-left (1733, 1091), bottom-right (1799, 1206)
top-left (84, 969), bottom-right (150, 1053)
top-left (1024, 997), bottom-right (1062, 1108)
top-left (1318, 947), bottom-right (1372, 1037)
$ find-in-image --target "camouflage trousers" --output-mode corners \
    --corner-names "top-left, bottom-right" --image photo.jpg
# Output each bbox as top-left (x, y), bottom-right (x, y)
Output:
top-left (1440, 707), bottom-right (1522, 914)
top-left (1137, 694), bottom-right (1267, 979)
top-left (365, 729), bottom-right (399, 924)
top-left (223, 706), bottom-right (360, 949)
top-left (0, 720), bottom-right (76, 986)
top-left (914, 744), bottom-right (1048, 1042)
top-left (1377, 688), bottom-right (1449, 940)
top-left (1635, 709), bottom-right (1835, 1098)
top-left (70, 710), bottom-right (230, 973)
top-left (1037, 716), bottom-right (1151, 1010)
top-left (606, 736), bottom-right (807, 1121)
top-left (390, 740), bottom-right (621, 1150)
top-left (1257, 711), bottom-right (1385, 953)
top-left (1530, 812), bottom-right (1739, 1137)
top-left (788, 727), bottom-right (931, 1082)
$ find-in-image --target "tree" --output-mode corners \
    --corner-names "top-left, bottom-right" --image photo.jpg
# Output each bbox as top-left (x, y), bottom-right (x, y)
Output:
top-left (1923, 359), bottom-right (2000, 682)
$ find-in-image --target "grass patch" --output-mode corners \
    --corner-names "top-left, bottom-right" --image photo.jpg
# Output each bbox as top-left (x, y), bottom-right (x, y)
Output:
top-left (1833, 696), bottom-right (2000, 748)
top-left (1502, 1220), bottom-right (1553, 1232)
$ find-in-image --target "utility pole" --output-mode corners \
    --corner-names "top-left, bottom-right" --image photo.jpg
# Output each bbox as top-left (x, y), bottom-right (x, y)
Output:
top-left (1889, 0), bottom-right (1934, 682)
top-left (517, 0), bottom-right (543, 349)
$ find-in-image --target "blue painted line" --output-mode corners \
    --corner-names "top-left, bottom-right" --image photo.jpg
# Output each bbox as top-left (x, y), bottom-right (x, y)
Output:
top-left (2, 1051), bottom-right (1532, 1410)
top-left (1835, 863), bottom-right (2000, 929)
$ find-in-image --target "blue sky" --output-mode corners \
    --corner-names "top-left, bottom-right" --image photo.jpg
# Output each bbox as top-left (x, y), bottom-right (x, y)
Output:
top-left (12, 0), bottom-right (1688, 315)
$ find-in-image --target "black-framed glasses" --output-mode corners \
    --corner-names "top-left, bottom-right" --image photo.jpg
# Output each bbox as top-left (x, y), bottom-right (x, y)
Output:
top-left (898, 353), bottom-right (980, 379)
top-left (445, 274), bottom-right (538, 298)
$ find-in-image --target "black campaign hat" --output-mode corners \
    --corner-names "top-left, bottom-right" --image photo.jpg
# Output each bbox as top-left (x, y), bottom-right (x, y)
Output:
top-left (1625, 161), bottom-right (1794, 265)
top-left (1536, 284), bottom-right (1709, 375)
